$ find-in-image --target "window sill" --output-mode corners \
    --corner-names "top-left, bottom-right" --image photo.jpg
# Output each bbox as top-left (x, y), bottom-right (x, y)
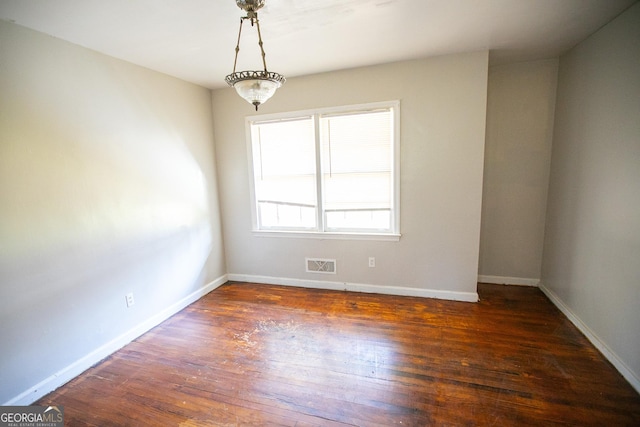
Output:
top-left (251, 230), bottom-right (401, 242)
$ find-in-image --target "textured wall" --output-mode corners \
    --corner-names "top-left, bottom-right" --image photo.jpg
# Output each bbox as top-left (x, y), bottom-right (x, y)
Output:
top-left (213, 52), bottom-right (488, 299)
top-left (542, 3), bottom-right (640, 387)
top-left (479, 59), bottom-right (558, 283)
top-left (0, 21), bottom-right (225, 404)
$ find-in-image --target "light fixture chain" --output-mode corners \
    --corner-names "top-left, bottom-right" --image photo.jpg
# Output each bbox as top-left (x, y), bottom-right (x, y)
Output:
top-left (232, 17), bottom-right (245, 74)
top-left (254, 16), bottom-right (269, 72)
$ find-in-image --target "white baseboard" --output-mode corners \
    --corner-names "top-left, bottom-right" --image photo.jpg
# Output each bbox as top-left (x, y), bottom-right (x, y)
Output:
top-left (228, 274), bottom-right (478, 302)
top-left (539, 282), bottom-right (640, 394)
top-left (478, 275), bottom-right (539, 287)
top-left (5, 275), bottom-right (228, 406)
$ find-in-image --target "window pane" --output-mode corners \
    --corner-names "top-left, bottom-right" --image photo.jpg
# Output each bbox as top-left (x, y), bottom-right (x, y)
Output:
top-left (325, 210), bottom-right (391, 230)
top-left (248, 102), bottom-right (399, 235)
top-left (320, 109), bottom-right (393, 231)
top-left (251, 118), bottom-right (317, 229)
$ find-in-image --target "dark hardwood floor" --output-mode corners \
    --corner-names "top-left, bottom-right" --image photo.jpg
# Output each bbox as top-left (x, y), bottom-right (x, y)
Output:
top-left (38, 282), bottom-right (640, 426)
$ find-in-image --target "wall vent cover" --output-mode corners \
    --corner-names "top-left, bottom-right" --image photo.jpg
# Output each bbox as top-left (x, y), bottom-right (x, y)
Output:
top-left (306, 258), bottom-right (337, 274)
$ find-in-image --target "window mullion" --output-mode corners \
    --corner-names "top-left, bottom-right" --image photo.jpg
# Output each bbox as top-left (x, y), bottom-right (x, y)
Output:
top-left (313, 114), bottom-right (324, 231)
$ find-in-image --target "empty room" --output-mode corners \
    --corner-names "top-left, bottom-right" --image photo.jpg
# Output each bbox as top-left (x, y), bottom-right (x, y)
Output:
top-left (1, 0), bottom-right (639, 425)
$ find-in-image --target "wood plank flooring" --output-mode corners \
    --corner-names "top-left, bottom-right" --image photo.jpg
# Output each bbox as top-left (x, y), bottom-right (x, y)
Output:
top-left (37, 282), bottom-right (640, 426)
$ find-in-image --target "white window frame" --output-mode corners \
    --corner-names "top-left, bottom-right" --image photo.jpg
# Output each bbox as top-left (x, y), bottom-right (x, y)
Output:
top-left (245, 101), bottom-right (401, 241)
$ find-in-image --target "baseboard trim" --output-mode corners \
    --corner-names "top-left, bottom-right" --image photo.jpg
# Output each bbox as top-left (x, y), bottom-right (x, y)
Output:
top-left (5, 274), bottom-right (228, 406)
top-left (228, 274), bottom-right (478, 302)
top-left (478, 275), bottom-right (539, 287)
top-left (539, 282), bottom-right (640, 394)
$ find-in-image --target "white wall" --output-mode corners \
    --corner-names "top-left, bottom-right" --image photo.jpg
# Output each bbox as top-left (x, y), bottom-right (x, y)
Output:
top-left (212, 52), bottom-right (488, 301)
top-left (479, 59), bottom-right (558, 285)
top-left (0, 21), bottom-right (226, 404)
top-left (541, 3), bottom-right (640, 390)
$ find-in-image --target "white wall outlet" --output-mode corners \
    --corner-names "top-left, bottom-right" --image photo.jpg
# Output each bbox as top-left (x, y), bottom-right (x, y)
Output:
top-left (125, 293), bottom-right (135, 308)
top-left (369, 257), bottom-right (376, 268)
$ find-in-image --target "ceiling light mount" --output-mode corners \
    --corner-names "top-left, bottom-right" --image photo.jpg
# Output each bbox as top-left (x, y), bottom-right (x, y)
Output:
top-left (235, 0), bottom-right (264, 18)
top-left (225, 0), bottom-right (285, 110)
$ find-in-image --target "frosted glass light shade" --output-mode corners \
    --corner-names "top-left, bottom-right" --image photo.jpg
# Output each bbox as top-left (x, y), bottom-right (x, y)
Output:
top-left (234, 78), bottom-right (279, 108)
top-left (225, 70), bottom-right (285, 110)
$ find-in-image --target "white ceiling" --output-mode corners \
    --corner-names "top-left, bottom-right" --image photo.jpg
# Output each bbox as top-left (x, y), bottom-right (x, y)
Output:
top-left (0, 0), bottom-right (636, 89)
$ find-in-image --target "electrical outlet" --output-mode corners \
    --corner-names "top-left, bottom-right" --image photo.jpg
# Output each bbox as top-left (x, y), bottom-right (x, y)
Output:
top-left (369, 257), bottom-right (376, 268)
top-left (125, 293), bottom-right (135, 308)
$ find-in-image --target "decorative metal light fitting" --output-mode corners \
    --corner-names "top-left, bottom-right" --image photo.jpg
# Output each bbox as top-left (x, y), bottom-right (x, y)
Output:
top-left (225, 0), bottom-right (285, 110)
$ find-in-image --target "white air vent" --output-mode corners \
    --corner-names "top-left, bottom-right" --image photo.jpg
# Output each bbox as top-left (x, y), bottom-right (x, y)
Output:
top-left (306, 258), bottom-right (336, 274)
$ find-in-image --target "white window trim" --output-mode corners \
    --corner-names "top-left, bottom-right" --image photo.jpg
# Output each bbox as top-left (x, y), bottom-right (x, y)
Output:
top-left (252, 230), bottom-right (401, 241)
top-left (245, 100), bottom-right (401, 241)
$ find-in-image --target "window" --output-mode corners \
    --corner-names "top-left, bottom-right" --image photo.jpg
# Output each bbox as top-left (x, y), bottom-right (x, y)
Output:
top-left (247, 101), bottom-right (400, 239)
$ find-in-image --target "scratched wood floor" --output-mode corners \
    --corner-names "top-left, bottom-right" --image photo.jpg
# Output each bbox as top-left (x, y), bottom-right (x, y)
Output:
top-left (38, 282), bottom-right (640, 426)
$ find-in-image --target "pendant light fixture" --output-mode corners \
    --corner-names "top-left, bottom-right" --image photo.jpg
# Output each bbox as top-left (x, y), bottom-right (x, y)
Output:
top-left (225, 0), bottom-right (285, 110)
